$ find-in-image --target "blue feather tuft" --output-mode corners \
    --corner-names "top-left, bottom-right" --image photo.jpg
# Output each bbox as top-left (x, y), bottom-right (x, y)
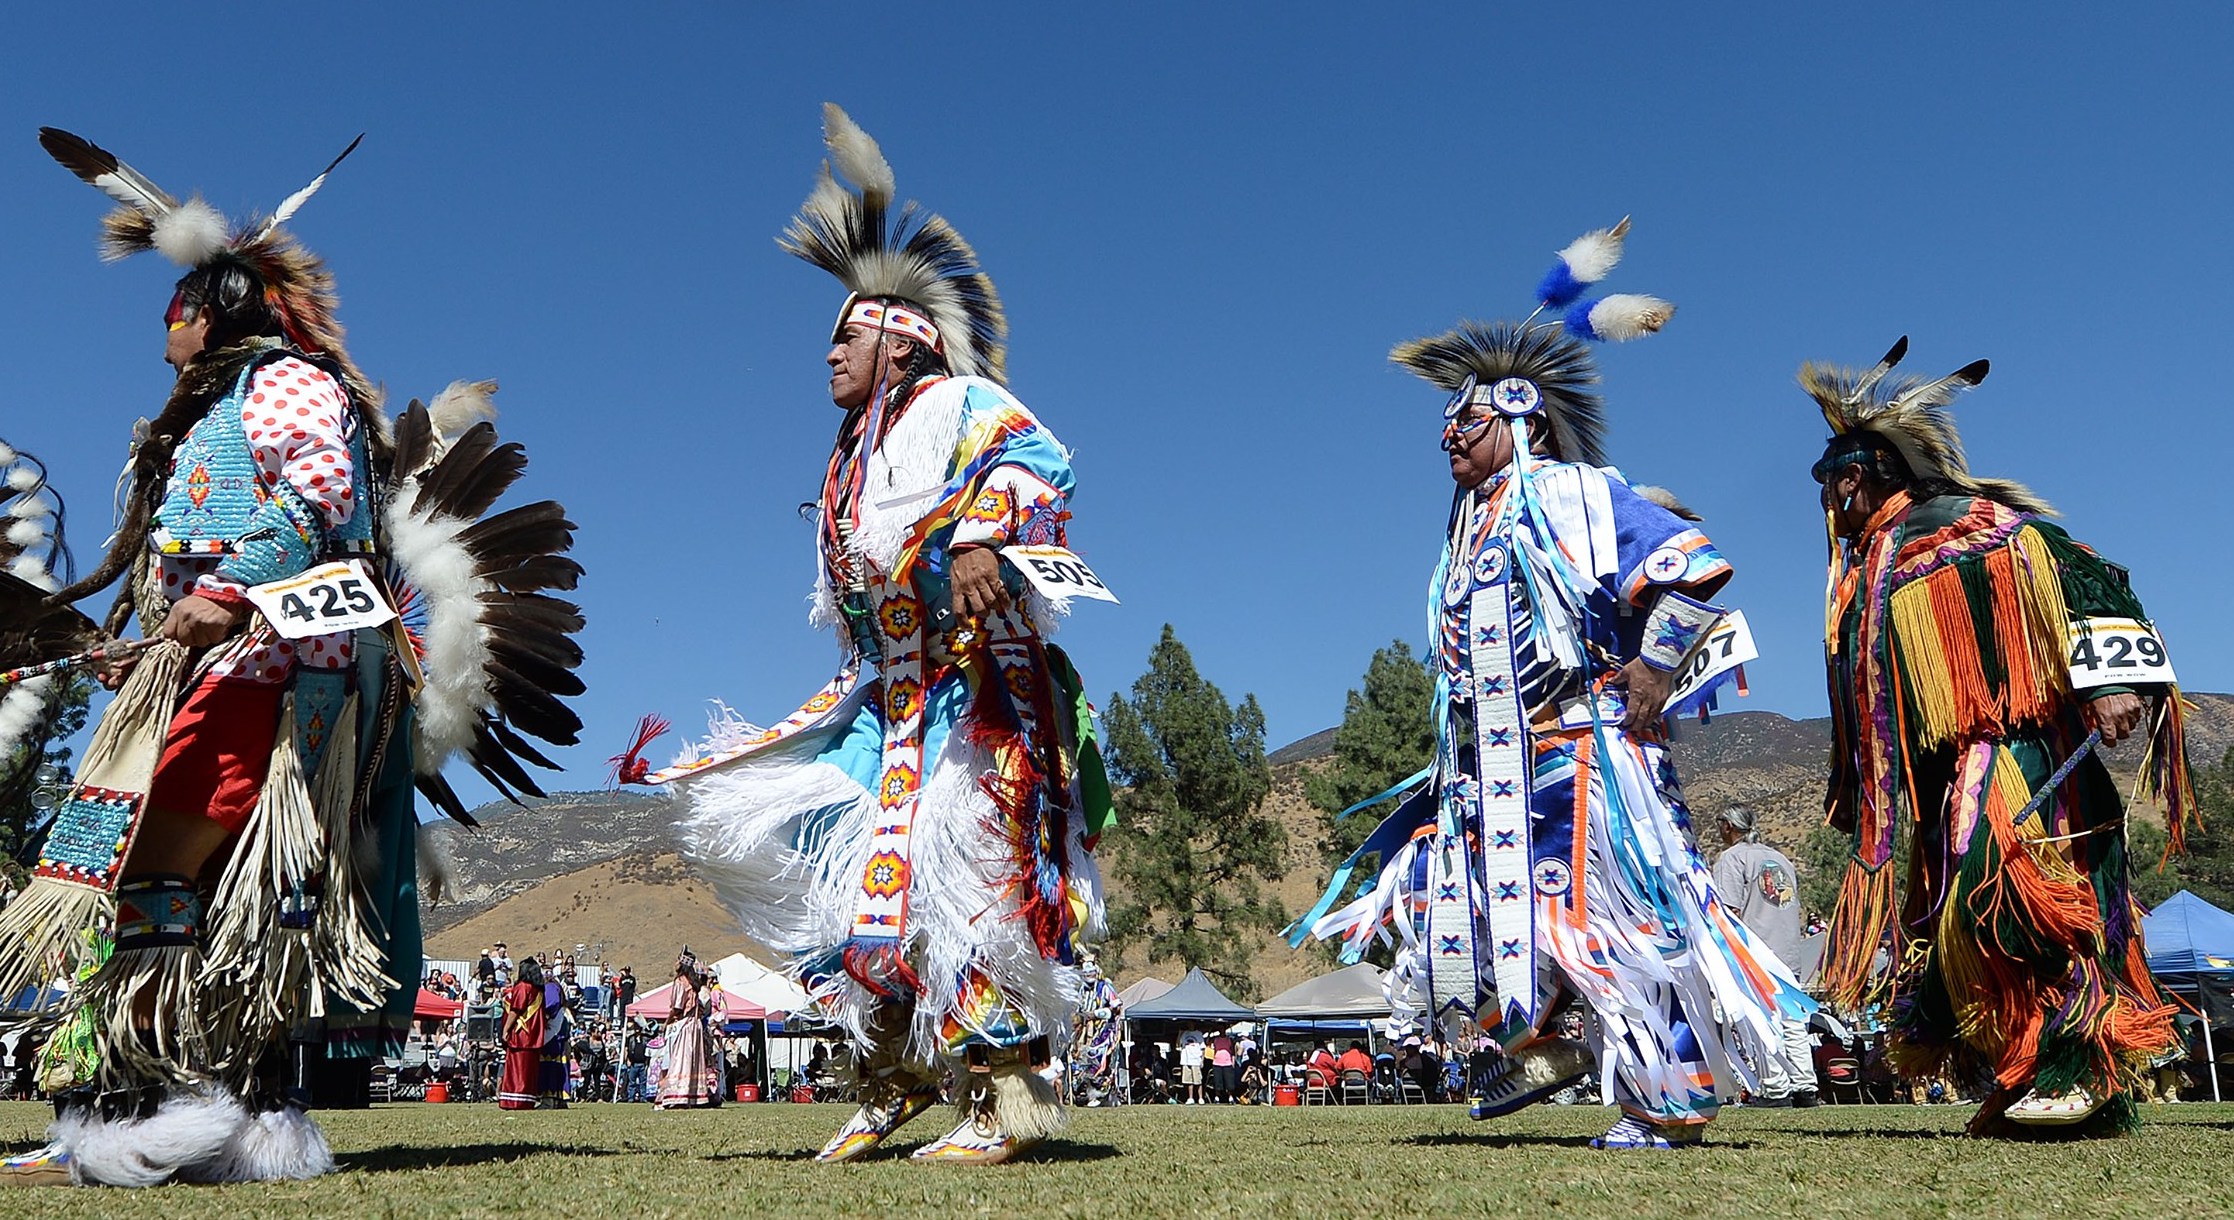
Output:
top-left (1537, 260), bottom-right (1586, 309)
top-left (1562, 298), bottom-right (1603, 341)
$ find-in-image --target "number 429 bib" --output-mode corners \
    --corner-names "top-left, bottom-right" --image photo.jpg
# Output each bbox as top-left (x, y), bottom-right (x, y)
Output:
top-left (2066, 617), bottom-right (2176, 689)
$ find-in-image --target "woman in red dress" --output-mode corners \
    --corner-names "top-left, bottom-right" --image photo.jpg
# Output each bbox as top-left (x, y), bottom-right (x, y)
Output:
top-left (499, 958), bottom-right (548, 1110)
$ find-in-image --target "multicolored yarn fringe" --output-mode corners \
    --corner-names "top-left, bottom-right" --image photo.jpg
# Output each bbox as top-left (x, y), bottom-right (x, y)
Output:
top-left (1820, 493), bottom-right (2190, 1107)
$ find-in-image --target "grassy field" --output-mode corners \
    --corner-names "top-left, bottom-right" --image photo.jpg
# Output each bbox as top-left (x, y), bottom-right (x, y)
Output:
top-left (2, 1099), bottom-right (2230, 1218)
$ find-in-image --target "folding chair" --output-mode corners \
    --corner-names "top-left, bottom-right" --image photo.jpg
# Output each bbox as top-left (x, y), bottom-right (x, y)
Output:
top-left (1824, 1057), bottom-right (1865, 1105)
top-left (1303, 1070), bottom-right (1334, 1106)
top-left (1338, 1069), bottom-right (1371, 1106)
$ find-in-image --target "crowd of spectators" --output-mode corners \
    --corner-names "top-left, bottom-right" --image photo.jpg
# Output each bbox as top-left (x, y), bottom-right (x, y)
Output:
top-left (1123, 1029), bottom-right (1469, 1105)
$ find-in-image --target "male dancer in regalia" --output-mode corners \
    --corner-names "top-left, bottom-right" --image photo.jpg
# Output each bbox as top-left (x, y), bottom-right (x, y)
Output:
top-left (620, 106), bottom-right (1108, 1165)
top-left (1804, 338), bottom-right (2193, 1135)
top-left (1304, 221), bottom-right (1802, 1149)
top-left (0, 129), bottom-right (582, 1187)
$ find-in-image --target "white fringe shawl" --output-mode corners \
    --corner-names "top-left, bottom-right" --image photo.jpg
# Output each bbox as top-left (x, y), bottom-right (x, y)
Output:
top-left (674, 684), bottom-right (1102, 1068)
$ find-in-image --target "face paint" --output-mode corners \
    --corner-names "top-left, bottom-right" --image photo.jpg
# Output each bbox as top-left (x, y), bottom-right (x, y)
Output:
top-left (164, 289), bottom-right (190, 332)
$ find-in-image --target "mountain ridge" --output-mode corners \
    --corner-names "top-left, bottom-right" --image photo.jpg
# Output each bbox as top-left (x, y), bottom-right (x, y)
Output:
top-left (421, 693), bottom-right (2232, 988)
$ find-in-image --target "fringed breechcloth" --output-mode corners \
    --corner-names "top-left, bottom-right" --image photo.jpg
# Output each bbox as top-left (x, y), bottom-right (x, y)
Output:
top-left (674, 617), bottom-right (1103, 1076)
top-left (1882, 726), bottom-right (2176, 1128)
top-left (1356, 718), bottom-right (1801, 1127)
top-left (1516, 726), bottom-right (1797, 1126)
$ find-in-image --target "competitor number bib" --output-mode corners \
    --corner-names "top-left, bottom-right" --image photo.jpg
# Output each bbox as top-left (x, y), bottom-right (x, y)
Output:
top-left (246, 560), bottom-right (397, 639)
top-left (1002, 545), bottom-right (1119, 603)
top-left (1668, 610), bottom-right (1758, 707)
top-left (2067, 617), bottom-right (2176, 689)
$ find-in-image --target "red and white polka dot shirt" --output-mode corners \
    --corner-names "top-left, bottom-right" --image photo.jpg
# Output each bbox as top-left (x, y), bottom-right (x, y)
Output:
top-left (160, 357), bottom-right (359, 682)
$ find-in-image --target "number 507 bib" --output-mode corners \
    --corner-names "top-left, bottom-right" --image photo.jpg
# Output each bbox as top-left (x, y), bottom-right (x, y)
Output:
top-left (245, 560), bottom-right (397, 639)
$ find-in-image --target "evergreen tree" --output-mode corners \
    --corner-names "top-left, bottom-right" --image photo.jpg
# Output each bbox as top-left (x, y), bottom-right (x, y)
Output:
top-left (0, 673), bottom-right (91, 869)
top-left (1100, 624), bottom-right (1285, 1000)
top-left (1297, 640), bottom-right (1434, 966)
top-left (2157, 745), bottom-right (2234, 912)
top-left (1797, 822), bottom-right (1851, 922)
top-left (1303, 640), bottom-right (1435, 865)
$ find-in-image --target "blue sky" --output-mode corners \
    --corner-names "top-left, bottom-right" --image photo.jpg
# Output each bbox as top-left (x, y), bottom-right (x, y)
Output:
top-left (6, 3), bottom-right (2229, 806)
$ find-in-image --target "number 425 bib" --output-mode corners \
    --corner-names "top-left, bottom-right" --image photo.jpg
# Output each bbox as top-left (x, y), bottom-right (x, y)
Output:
top-left (245, 560), bottom-right (397, 639)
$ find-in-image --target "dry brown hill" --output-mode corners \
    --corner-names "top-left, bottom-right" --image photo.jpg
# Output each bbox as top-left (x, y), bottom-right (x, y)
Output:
top-left (419, 694), bottom-right (2234, 992)
top-left (421, 852), bottom-right (761, 976)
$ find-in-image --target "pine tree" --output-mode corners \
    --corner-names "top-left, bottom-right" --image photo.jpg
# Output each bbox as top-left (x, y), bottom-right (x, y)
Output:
top-left (1303, 639), bottom-right (1435, 865)
top-left (0, 673), bottom-right (91, 869)
top-left (2155, 746), bottom-right (2234, 911)
top-left (1099, 624), bottom-right (1285, 1000)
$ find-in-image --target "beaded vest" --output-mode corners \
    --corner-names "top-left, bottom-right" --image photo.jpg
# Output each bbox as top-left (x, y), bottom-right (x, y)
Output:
top-left (150, 349), bottom-right (373, 585)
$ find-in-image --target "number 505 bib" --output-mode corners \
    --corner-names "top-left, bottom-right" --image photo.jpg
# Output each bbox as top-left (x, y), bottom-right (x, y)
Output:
top-left (245, 560), bottom-right (397, 639)
top-left (1001, 545), bottom-right (1119, 603)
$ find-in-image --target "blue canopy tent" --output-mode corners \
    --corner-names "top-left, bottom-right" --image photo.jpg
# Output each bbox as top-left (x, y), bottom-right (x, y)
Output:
top-left (4, 985), bottom-right (66, 1012)
top-left (1120, 968), bottom-right (1257, 1104)
top-left (1124, 968), bottom-right (1254, 1024)
top-left (2142, 889), bottom-right (2234, 1101)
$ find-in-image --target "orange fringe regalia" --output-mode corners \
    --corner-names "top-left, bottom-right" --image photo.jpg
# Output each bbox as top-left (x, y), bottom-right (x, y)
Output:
top-left (1819, 491), bottom-right (2196, 1130)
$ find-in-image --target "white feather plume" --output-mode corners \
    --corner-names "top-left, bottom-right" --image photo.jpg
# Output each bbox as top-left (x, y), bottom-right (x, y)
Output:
top-left (385, 506), bottom-right (492, 774)
top-left (259, 134), bottom-right (364, 238)
top-left (1557, 216), bottom-right (1631, 285)
top-left (6, 466), bottom-right (39, 492)
top-left (821, 103), bottom-right (895, 203)
top-left (8, 554), bottom-right (57, 590)
top-left (0, 441), bottom-right (16, 463)
top-left (151, 198), bottom-right (230, 267)
top-left (427, 380), bottom-right (499, 440)
top-left (6, 497), bottom-right (50, 519)
top-left (0, 678), bottom-right (57, 761)
top-left (1585, 294), bottom-right (1676, 342)
top-left (418, 834), bottom-right (454, 906)
top-left (6, 519), bottom-right (46, 547)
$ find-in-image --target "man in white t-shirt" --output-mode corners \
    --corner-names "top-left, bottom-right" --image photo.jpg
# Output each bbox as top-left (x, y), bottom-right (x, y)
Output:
top-left (1178, 1034), bottom-right (1206, 1105)
top-left (1712, 807), bottom-right (1817, 1107)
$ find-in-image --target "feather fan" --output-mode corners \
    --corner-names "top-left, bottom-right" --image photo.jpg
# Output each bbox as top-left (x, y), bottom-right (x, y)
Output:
top-left (383, 392), bottom-right (584, 821)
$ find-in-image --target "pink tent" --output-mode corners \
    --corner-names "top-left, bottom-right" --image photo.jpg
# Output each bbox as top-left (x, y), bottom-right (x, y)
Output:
top-left (413, 989), bottom-right (463, 1020)
top-left (625, 982), bottom-right (767, 1022)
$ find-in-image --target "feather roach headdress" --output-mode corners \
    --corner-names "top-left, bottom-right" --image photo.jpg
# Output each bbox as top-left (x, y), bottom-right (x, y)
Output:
top-left (39, 127), bottom-right (376, 405)
top-left (1393, 217), bottom-right (1674, 467)
top-left (1800, 336), bottom-right (2049, 514)
top-left (780, 104), bottom-right (1007, 381)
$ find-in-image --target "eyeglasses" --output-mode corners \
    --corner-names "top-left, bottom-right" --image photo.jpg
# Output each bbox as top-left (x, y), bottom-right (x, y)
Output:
top-left (1442, 413), bottom-right (1499, 450)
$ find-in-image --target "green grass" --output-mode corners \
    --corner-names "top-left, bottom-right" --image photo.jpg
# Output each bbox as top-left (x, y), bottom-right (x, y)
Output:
top-left (3, 1099), bottom-right (2231, 1218)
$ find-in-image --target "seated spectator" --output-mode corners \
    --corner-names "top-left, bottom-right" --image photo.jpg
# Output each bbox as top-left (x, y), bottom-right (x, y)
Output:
top-left (1238, 1051), bottom-right (1269, 1104)
top-left (1337, 1041), bottom-right (1373, 1077)
top-left (1306, 1041), bottom-right (1340, 1087)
